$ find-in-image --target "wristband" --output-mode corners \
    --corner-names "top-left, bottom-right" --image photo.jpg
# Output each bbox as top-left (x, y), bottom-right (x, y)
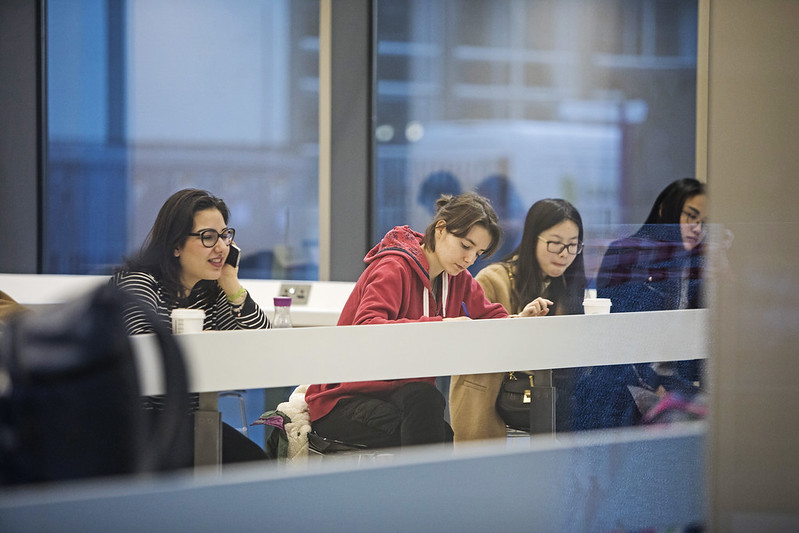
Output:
top-left (226, 286), bottom-right (246, 303)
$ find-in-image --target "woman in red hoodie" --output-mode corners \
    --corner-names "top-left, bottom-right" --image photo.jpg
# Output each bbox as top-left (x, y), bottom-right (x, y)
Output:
top-left (306, 192), bottom-right (509, 448)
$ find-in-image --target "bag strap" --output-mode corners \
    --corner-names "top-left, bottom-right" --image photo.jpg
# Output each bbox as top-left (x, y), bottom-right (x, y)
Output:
top-left (103, 284), bottom-right (190, 472)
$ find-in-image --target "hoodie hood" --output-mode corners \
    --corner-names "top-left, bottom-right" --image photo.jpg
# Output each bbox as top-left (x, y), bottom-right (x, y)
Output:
top-left (365, 225), bottom-right (431, 285)
top-left (305, 225), bottom-right (509, 423)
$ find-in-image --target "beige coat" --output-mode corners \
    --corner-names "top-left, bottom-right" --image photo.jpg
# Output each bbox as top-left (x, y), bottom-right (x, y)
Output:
top-left (449, 263), bottom-right (516, 443)
top-left (0, 290), bottom-right (27, 322)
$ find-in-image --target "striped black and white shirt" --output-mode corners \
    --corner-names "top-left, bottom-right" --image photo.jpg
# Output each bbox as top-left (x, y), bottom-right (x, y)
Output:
top-left (111, 270), bottom-right (269, 334)
top-left (111, 270), bottom-right (269, 412)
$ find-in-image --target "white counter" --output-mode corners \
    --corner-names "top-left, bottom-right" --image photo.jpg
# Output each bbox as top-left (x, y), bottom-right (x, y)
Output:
top-left (133, 309), bottom-right (708, 395)
top-left (0, 273), bottom-right (353, 327)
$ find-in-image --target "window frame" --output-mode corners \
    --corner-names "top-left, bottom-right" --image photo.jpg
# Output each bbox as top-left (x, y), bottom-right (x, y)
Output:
top-left (0, 0), bottom-right (375, 281)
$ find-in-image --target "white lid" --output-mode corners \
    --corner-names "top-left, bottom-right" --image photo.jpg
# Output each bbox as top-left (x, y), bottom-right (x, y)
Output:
top-left (582, 298), bottom-right (612, 306)
top-left (171, 308), bottom-right (206, 319)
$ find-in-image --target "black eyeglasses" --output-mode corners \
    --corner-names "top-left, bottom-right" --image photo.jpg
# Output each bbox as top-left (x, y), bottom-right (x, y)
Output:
top-left (538, 236), bottom-right (583, 255)
top-left (188, 227), bottom-right (235, 248)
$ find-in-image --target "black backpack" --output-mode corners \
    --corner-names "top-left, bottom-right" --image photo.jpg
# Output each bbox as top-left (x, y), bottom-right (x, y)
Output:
top-left (0, 283), bottom-right (190, 485)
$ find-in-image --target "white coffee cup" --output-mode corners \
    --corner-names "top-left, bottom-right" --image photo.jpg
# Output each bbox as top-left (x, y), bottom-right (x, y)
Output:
top-left (171, 308), bottom-right (205, 334)
top-left (582, 298), bottom-right (612, 315)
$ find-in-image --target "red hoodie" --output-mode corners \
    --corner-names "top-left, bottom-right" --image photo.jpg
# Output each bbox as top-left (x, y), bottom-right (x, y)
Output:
top-left (305, 225), bottom-right (508, 422)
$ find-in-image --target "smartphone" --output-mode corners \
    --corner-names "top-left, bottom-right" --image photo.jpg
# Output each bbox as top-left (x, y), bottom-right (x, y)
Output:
top-left (225, 243), bottom-right (241, 268)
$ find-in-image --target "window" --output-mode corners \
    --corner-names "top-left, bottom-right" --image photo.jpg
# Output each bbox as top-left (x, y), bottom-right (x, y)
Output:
top-left (45, 0), bottom-right (320, 280)
top-left (374, 0), bottom-right (698, 280)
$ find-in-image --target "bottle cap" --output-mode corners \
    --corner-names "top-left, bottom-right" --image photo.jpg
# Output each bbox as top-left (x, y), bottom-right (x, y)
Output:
top-left (274, 297), bottom-right (292, 307)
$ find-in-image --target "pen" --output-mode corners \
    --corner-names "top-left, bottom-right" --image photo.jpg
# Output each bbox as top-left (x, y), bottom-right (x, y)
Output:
top-left (461, 301), bottom-right (471, 318)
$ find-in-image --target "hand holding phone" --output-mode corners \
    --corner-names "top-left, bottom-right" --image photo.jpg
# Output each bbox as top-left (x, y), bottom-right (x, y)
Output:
top-left (225, 243), bottom-right (241, 269)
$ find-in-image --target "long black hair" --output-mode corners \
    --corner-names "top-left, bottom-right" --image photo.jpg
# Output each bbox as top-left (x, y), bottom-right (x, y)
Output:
top-left (504, 198), bottom-right (586, 315)
top-left (643, 178), bottom-right (706, 225)
top-left (120, 189), bottom-right (230, 304)
top-left (638, 177), bottom-right (707, 253)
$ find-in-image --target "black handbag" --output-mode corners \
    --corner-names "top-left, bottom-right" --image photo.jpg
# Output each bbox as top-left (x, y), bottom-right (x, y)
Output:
top-left (495, 371), bottom-right (557, 433)
top-left (0, 283), bottom-right (190, 485)
top-left (495, 371), bottom-right (535, 431)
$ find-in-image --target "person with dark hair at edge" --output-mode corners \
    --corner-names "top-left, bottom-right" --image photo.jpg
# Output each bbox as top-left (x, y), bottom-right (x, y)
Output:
top-left (417, 170), bottom-right (462, 215)
top-left (573, 178), bottom-right (708, 430)
top-left (469, 173), bottom-right (526, 275)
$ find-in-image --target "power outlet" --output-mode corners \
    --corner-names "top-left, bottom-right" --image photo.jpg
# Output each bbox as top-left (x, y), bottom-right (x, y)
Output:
top-left (278, 283), bottom-right (311, 305)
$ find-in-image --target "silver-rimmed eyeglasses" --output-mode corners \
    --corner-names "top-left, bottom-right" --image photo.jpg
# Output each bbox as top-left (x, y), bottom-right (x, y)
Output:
top-left (538, 236), bottom-right (583, 255)
top-left (188, 227), bottom-right (235, 248)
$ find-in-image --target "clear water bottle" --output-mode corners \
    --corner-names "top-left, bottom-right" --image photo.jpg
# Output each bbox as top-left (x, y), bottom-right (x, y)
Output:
top-left (272, 297), bottom-right (293, 328)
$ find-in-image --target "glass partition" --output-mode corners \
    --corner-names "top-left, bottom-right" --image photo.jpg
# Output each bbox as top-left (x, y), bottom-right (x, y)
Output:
top-left (35, 0), bottom-right (708, 511)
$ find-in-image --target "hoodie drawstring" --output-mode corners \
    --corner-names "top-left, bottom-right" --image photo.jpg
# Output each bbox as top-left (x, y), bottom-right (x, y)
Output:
top-left (442, 273), bottom-right (449, 317)
top-left (422, 273), bottom-right (449, 318)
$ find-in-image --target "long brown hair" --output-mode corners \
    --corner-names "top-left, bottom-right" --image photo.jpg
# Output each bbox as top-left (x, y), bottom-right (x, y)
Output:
top-left (421, 192), bottom-right (502, 259)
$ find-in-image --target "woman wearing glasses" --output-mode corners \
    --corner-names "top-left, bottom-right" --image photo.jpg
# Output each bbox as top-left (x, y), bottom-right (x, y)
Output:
top-left (449, 198), bottom-right (586, 443)
top-left (572, 178), bottom-right (707, 430)
top-left (595, 177), bottom-right (707, 313)
top-left (112, 188), bottom-right (268, 466)
top-left (112, 188), bottom-right (268, 334)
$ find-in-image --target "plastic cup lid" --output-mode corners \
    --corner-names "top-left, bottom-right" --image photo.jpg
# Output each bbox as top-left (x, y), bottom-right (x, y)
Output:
top-left (583, 298), bottom-right (611, 306)
top-left (171, 308), bottom-right (206, 319)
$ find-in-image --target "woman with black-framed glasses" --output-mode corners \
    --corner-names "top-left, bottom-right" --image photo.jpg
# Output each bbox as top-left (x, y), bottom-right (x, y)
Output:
top-left (450, 198), bottom-right (587, 443)
top-left (112, 188), bottom-right (267, 333)
top-left (112, 188), bottom-right (268, 466)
